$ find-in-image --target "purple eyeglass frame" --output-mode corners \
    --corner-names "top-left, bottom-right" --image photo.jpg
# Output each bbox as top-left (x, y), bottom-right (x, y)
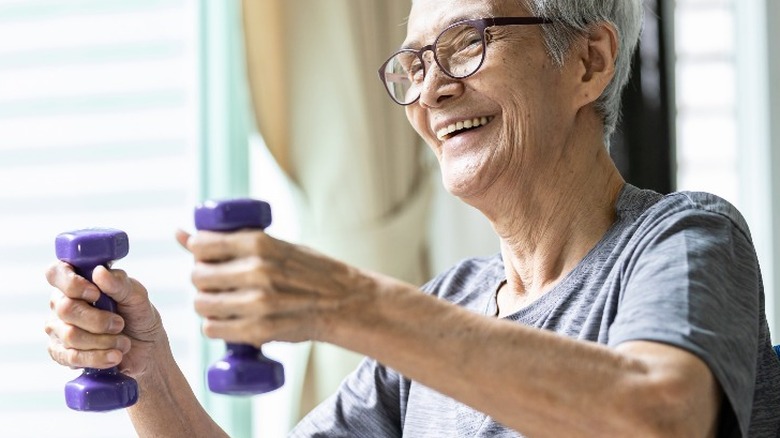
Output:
top-left (378, 16), bottom-right (553, 106)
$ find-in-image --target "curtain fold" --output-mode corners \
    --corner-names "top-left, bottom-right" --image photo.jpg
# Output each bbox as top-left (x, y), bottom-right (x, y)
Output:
top-left (241, 0), bottom-right (291, 177)
top-left (241, 0), bottom-right (429, 428)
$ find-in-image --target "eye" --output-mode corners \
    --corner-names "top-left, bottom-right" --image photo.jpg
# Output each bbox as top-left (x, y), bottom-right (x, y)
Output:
top-left (484, 29), bottom-right (494, 44)
top-left (441, 25), bottom-right (483, 56)
top-left (409, 59), bottom-right (424, 82)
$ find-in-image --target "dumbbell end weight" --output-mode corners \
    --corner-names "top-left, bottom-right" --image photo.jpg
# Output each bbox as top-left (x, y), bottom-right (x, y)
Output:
top-left (207, 343), bottom-right (285, 395)
top-left (65, 369), bottom-right (139, 412)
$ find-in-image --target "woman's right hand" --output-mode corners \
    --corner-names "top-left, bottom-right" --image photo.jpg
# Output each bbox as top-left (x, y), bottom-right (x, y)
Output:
top-left (45, 262), bottom-right (166, 378)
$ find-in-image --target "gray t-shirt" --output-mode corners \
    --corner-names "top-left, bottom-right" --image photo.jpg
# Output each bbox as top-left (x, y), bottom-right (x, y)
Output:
top-left (291, 184), bottom-right (780, 437)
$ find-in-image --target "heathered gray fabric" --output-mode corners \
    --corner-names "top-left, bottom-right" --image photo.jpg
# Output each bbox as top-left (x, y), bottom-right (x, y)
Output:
top-left (290, 184), bottom-right (780, 437)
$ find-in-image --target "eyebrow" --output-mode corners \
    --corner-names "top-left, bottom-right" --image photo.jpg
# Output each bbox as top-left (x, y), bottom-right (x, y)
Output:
top-left (400, 14), bottom-right (481, 50)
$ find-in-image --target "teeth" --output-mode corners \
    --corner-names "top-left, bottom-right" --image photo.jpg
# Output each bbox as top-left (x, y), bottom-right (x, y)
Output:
top-left (436, 116), bottom-right (493, 141)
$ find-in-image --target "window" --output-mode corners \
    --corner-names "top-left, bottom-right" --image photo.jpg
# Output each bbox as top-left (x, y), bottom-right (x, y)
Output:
top-left (674, 0), bottom-right (738, 201)
top-left (673, 0), bottom-right (779, 336)
top-left (0, 1), bottom-right (201, 436)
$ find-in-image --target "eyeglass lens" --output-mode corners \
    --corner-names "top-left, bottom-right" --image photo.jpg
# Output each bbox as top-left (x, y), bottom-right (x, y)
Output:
top-left (383, 23), bottom-right (485, 105)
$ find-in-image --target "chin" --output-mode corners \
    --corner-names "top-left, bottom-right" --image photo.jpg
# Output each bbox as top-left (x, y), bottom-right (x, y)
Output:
top-left (441, 168), bottom-right (485, 200)
top-left (439, 151), bottom-right (508, 203)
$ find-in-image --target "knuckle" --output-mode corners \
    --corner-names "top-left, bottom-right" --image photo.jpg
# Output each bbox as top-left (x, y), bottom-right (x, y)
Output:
top-left (111, 269), bottom-right (128, 282)
top-left (245, 258), bottom-right (266, 283)
top-left (250, 289), bottom-right (272, 310)
top-left (64, 277), bottom-right (89, 299)
top-left (190, 269), bottom-right (200, 287)
top-left (45, 262), bottom-right (60, 286)
top-left (248, 257), bottom-right (276, 288)
top-left (201, 320), bottom-right (218, 338)
top-left (217, 237), bottom-right (232, 259)
top-left (44, 318), bottom-right (56, 337)
top-left (49, 289), bottom-right (61, 311)
top-left (251, 231), bottom-right (277, 260)
top-left (48, 345), bottom-right (65, 366)
top-left (188, 245), bottom-right (203, 261)
top-left (191, 265), bottom-right (210, 289)
top-left (56, 297), bottom-right (80, 318)
top-left (64, 349), bottom-right (82, 367)
top-left (248, 255), bottom-right (263, 271)
top-left (60, 324), bottom-right (80, 346)
top-left (190, 272), bottom-right (204, 290)
top-left (194, 232), bottom-right (230, 262)
top-left (193, 295), bottom-right (210, 316)
top-left (129, 278), bottom-right (149, 300)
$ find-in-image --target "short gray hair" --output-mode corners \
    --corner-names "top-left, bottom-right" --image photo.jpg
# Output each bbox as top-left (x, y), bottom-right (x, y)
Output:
top-left (522, 0), bottom-right (644, 144)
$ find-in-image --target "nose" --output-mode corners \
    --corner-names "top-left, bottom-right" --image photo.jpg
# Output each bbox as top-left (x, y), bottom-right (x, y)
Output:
top-left (418, 62), bottom-right (464, 108)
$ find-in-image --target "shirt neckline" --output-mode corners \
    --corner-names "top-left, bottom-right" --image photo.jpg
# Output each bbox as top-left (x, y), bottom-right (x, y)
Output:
top-left (483, 183), bottom-right (634, 320)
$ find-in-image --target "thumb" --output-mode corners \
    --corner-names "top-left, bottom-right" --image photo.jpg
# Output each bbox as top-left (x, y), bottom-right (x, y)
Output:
top-left (175, 228), bottom-right (192, 253)
top-left (91, 265), bottom-right (141, 307)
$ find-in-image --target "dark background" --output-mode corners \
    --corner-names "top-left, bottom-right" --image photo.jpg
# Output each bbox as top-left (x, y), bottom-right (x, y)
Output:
top-left (610, 0), bottom-right (675, 194)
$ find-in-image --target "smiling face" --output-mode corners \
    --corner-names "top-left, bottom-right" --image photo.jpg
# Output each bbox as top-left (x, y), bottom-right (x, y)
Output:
top-left (404, 0), bottom-right (582, 203)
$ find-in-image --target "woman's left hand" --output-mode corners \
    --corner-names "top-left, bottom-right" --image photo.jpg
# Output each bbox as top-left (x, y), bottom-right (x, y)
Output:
top-left (176, 229), bottom-right (375, 347)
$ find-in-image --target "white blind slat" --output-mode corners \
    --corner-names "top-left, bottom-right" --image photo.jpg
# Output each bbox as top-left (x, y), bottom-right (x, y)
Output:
top-left (0, 1), bottom-right (201, 437)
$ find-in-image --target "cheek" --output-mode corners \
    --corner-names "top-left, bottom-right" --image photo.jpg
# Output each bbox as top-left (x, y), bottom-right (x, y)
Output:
top-left (406, 107), bottom-right (439, 149)
top-left (405, 106), bottom-right (424, 136)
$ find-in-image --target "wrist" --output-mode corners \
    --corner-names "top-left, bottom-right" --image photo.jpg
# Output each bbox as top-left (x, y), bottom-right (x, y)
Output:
top-left (319, 269), bottom-right (412, 353)
top-left (133, 329), bottom-right (172, 383)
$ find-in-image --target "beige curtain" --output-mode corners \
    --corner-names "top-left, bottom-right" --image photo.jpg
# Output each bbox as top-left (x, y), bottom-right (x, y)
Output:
top-left (242, 0), bottom-right (431, 427)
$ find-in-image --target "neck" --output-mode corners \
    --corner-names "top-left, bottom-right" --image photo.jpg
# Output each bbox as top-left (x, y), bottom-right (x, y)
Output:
top-left (470, 131), bottom-right (624, 308)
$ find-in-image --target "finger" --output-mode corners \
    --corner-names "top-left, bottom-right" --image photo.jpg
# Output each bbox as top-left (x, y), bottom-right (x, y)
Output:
top-left (48, 343), bottom-right (123, 369)
top-left (45, 261), bottom-right (101, 303)
top-left (92, 265), bottom-right (149, 309)
top-left (52, 294), bottom-right (124, 335)
top-left (193, 287), bottom-right (316, 319)
top-left (202, 313), bottom-right (311, 346)
top-left (188, 230), bottom-right (276, 262)
top-left (46, 318), bottom-right (130, 352)
top-left (191, 257), bottom-right (273, 291)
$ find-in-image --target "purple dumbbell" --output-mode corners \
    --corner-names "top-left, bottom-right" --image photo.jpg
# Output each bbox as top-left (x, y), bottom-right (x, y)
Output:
top-left (194, 198), bottom-right (285, 395)
top-left (55, 228), bottom-right (139, 411)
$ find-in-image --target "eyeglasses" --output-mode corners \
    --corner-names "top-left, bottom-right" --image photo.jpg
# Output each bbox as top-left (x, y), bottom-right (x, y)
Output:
top-left (378, 17), bottom-right (553, 106)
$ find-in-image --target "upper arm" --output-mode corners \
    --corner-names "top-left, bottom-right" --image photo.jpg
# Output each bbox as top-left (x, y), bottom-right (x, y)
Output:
top-left (610, 205), bottom-right (760, 437)
top-left (616, 340), bottom-right (722, 438)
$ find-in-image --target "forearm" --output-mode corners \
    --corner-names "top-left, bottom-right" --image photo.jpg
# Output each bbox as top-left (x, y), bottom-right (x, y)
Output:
top-left (326, 274), bottom-right (718, 438)
top-left (128, 343), bottom-right (227, 438)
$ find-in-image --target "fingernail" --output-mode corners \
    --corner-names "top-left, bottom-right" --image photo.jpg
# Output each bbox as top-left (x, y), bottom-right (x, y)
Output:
top-left (107, 351), bottom-right (120, 364)
top-left (116, 336), bottom-right (131, 353)
top-left (108, 316), bottom-right (124, 333)
top-left (83, 286), bottom-right (100, 302)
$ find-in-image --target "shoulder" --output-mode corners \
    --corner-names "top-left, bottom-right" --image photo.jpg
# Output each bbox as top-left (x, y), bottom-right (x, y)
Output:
top-left (655, 191), bottom-right (751, 237)
top-left (621, 186), bottom-right (754, 245)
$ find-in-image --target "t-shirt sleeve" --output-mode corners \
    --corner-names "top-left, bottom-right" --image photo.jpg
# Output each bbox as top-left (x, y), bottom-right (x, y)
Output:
top-left (289, 357), bottom-right (404, 437)
top-left (608, 206), bottom-right (760, 438)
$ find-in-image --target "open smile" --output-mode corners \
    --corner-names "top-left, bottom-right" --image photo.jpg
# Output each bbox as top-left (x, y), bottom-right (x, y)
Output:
top-left (436, 116), bottom-right (495, 141)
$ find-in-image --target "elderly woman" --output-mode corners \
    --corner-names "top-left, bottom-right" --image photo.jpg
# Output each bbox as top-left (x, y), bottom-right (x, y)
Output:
top-left (45, 0), bottom-right (780, 437)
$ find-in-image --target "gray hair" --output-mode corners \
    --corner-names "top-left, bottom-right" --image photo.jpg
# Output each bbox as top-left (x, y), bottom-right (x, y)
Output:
top-left (521, 0), bottom-right (644, 144)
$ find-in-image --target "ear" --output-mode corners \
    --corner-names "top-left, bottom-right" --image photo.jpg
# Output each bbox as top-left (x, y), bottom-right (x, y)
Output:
top-left (573, 22), bottom-right (619, 108)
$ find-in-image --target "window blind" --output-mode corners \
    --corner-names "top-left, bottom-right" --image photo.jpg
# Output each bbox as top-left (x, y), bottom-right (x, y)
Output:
top-left (0, 1), bottom-right (201, 436)
top-left (674, 0), bottom-right (780, 338)
top-left (674, 0), bottom-right (739, 201)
